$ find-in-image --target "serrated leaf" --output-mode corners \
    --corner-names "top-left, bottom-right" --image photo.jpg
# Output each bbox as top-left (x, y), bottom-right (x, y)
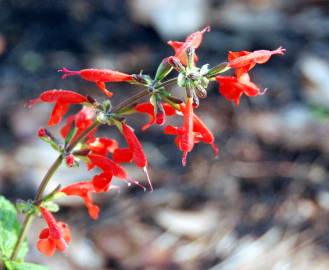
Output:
top-left (0, 196), bottom-right (28, 261)
top-left (4, 260), bottom-right (49, 270)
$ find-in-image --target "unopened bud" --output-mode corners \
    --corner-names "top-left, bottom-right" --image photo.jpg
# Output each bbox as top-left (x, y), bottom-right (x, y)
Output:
top-left (168, 56), bottom-right (185, 73)
top-left (186, 46), bottom-right (195, 68)
top-left (195, 84), bottom-right (207, 99)
top-left (154, 57), bottom-right (173, 82)
top-left (192, 91), bottom-right (199, 108)
top-left (38, 128), bottom-right (47, 137)
top-left (65, 153), bottom-right (75, 167)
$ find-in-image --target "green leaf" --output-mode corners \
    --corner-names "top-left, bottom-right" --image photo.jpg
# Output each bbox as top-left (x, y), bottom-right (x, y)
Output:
top-left (0, 196), bottom-right (28, 261)
top-left (4, 260), bottom-right (49, 270)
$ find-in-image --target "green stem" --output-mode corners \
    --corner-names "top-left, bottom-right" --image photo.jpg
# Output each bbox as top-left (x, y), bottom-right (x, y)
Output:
top-left (9, 214), bottom-right (33, 260)
top-left (9, 87), bottom-right (151, 261)
top-left (157, 77), bottom-right (177, 88)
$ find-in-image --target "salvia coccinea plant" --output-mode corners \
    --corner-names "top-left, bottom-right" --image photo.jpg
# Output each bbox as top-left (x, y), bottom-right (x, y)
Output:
top-left (0, 26), bottom-right (285, 270)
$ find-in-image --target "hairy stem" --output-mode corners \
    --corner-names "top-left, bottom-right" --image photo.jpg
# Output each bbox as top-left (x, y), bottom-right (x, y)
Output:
top-left (10, 88), bottom-right (151, 261)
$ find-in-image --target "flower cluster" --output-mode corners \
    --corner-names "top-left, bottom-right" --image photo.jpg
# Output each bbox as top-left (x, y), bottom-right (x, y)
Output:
top-left (26, 26), bottom-right (285, 257)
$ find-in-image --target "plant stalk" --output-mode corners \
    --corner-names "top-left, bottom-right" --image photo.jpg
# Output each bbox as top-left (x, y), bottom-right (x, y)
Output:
top-left (10, 88), bottom-right (150, 261)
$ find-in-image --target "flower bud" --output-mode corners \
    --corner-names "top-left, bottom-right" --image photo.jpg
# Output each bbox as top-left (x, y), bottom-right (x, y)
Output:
top-left (192, 91), bottom-right (200, 108)
top-left (195, 84), bottom-right (207, 99)
top-left (154, 57), bottom-right (173, 82)
top-left (185, 46), bottom-right (195, 68)
top-left (38, 128), bottom-right (47, 137)
top-left (167, 56), bottom-right (185, 73)
top-left (65, 153), bottom-right (75, 167)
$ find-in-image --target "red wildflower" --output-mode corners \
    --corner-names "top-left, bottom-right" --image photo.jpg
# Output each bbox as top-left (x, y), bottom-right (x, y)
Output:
top-left (216, 73), bottom-right (261, 105)
top-left (168, 26), bottom-right (210, 65)
top-left (121, 123), bottom-right (152, 191)
top-left (228, 47), bottom-right (286, 76)
top-left (58, 68), bottom-right (133, 97)
top-left (60, 106), bottom-right (96, 142)
top-left (134, 102), bottom-right (177, 130)
top-left (61, 181), bottom-right (100, 219)
top-left (27, 90), bottom-right (88, 126)
top-left (37, 207), bottom-right (71, 256)
top-left (164, 97), bottom-right (194, 166)
top-left (164, 98), bottom-right (218, 164)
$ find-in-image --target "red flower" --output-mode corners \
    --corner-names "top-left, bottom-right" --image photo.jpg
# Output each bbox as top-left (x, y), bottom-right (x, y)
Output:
top-left (216, 73), bottom-right (261, 105)
top-left (61, 182), bottom-right (100, 219)
top-left (168, 26), bottom-right (210, 65)
top-left (121, 123), bottom-right (152, 191)
top-left (37, 207), bottom-right (71, 256)
top-left (122, 123), bottom-right (148, 168)
top-left (164, 97), bottom-right (194, 166)
top-left (134, 102), bottom-right (177, 130)
top-left (27, 90), bottom-right (88, 126)
top-left (228, 47), bottom-right (286, 77)
top-left (164, 98), bottom-right (218, 164)
top-left (60, 106), bottom-right (96, 142)
top-left (58, 68), bottom-right (133, 97)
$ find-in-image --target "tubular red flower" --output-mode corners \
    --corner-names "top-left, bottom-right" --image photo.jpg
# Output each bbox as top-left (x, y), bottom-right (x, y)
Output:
top-left (61, 181), bottom-right (100, 219)
top-left (134, 102), bottom-right (177, 130)
top-left (216, 73), bottom-right (261, 105)
top-left (180, 97), bottom-right (194, 166)
top-left (228, 47), bottom-right (286, 76)
top-left (121, 123), bottom-right (152, 191)
top-left (122, 123), bottom-right (147, 168)
top-left (164, 99), bottom-right (218, 163)
top-left (58, 68), bottom-right (133, 97)
top-left (37, 207), bottom-right (71, 256)
top-left (27, 90), bottom-right (88, 126)
top-left (167, 26), bottom-right (210, 65)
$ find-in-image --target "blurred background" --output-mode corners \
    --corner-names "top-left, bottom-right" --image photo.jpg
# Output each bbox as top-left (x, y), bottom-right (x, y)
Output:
top-left (1, 0), bottom-right (329, 269)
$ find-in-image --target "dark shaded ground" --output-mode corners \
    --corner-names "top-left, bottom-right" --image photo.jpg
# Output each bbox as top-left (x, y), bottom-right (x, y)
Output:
top-left (1, 0), bottom-right (329, 269)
